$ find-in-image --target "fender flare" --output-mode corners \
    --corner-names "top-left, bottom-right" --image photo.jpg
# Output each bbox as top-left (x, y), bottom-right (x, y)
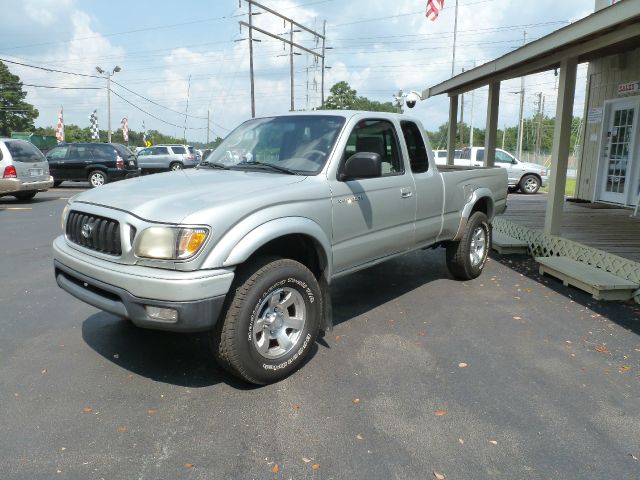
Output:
top-left (215, 217), bottom-right (333, 279)
top-left (452, 187), bottom-right (495, 241)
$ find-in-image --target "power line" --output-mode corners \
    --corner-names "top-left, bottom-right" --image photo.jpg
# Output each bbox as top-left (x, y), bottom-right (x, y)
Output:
top-left (110, 80), bottom-right (208, 120)
top-left (0, 57), bottom-right (100, 78)
top-left (110, 90), bottom-right (207, 131)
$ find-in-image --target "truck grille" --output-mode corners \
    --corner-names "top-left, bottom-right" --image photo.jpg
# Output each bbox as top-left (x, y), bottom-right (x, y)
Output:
top-left (66, 211), bottom-right (122, 255)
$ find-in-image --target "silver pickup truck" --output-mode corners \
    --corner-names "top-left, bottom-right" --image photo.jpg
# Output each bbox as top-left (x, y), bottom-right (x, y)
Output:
top-left (53, 112), bottom-right (507, 384)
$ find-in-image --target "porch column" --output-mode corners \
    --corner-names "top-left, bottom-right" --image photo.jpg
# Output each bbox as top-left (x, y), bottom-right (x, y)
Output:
top-left (544, 57), bottom-right (578, 235)
top-left (447, 94), bottom-right (459, 165)
top-left (484, 81), bottom-right (500, 167)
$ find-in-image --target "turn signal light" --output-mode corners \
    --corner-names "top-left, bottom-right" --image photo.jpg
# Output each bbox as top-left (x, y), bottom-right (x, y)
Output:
top-left (3, 166), bottom-right (17, 178)
top-left (177, 229), bottom-right (208, 259)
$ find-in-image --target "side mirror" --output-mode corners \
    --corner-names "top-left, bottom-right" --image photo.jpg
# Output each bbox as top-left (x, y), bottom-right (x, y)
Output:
top-left (340, 152), bottom-right (382, 180)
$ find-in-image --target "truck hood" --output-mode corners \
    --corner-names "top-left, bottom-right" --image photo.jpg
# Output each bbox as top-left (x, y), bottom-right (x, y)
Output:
top-left (518, 161), bottom-right (547, 174)
top-left (72, 169), bottom-right (308, 223)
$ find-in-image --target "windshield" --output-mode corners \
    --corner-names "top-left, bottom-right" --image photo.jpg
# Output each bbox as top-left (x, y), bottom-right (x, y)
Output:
top-left (204, 115), bottom-right (346, 175)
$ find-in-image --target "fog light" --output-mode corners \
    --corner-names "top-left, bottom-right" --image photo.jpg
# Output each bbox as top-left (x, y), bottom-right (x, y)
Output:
top-left (145, 306), bottom-right (178, 323)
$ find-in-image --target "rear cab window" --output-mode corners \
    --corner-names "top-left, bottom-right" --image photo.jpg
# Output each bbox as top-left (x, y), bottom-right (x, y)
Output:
top-left (400, 121), bottom-right (429, 174)
top-left (5, 141), bottom-right (46, 163)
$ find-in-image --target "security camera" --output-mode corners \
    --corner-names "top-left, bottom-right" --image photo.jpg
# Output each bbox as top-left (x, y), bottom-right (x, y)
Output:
top-left (405, 91), bottom-right (422, 109)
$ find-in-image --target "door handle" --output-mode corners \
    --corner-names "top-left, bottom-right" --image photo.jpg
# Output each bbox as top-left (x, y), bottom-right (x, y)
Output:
top-left (400, 188), bottom-right (413, 198)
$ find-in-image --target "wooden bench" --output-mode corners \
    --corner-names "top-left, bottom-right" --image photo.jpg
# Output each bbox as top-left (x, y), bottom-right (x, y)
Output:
top-left (536, 256), bottom-right (639, 301)
top-left (491, 231), bottom-right (529, 255)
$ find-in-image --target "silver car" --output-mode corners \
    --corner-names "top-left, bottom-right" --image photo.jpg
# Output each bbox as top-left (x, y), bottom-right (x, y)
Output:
top-left (0, 139), bottom-right (54, 200)
top-left (136, 144), bottom-right (200, 173)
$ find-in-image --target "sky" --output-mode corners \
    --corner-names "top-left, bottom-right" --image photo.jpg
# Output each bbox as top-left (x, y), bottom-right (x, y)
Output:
top-left (0, 0), bottom-right (596, 143)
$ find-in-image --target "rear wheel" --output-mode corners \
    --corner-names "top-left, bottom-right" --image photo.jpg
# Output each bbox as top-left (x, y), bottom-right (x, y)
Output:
top-left (519, 174), bottom-right (540, 194)
top-left (212, 257), bottom-right (321, 385)
top-left (446, 211), bottom-right (491, 280)
top-left (170, 162), bottom-right (183, 171)
top-left (14, 191), bottom-right (37, 201)
top-left (88, 170), bottom-right (108, 187)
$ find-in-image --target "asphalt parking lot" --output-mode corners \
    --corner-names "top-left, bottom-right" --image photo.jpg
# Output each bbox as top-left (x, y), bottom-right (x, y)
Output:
top-left (1, 187), bottom-right (639, 479)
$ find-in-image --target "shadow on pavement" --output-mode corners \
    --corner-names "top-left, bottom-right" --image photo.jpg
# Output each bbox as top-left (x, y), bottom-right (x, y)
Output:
top-left (81, 311), bottom-right (321, 389)
top-left (81, 312), bottom-right (253, 389)
top-left (492, 253), bottom-right (640, 335)
top-left (330, 249), bottom-right (451, 327)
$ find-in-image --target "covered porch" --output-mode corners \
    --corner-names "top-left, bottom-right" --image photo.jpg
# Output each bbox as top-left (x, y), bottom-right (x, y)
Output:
top-left (424, 0), bottom-right (640, 301)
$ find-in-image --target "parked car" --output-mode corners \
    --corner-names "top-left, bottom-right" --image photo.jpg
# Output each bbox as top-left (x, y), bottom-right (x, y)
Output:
top-left (0, 138), bottom-right (54, 200)
top-left (435, 147), bottom-right (548, 194)
top-left (201, 148), bottom-right (214, 161)
top-left (433, 149), bottom-right (462, 162)
top-left (53, 111), bottom-right (507, 385)
top-left (136, 144), bottom-right (200, 173)
top-left (46, 143), bottom-right (139, 188)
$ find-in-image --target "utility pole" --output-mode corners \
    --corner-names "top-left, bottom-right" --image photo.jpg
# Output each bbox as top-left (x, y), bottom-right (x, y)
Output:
top-left (95, 65), bottom-right (121, 143)
top-left (248, 1), bottom-right (255, 117)
top-left (534, 92), bottom-right (544, 163)
top-left (515, 30), bottom-right (527, 159)
top-left (501, 124), bottom-right (506, 150)
top-left (459, 67), bottom-right (465, 145)
top-left (183, 75), bottom-right (191, 142)
top-left (240, 0), bottom-right (325, 115)
top-left (451, 0), bottom-right (459, 77)
top-left (206, 109), bottom-right (210, 144)
top-left (321, 20), bottom-right (326, 107)
top-left (469, 88), bottom-right (475, 147)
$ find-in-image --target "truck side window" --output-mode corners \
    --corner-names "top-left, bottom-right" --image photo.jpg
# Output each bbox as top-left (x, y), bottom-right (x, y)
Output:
top-left (342, 119), bottom-right (404, 176)
top-left (495, 150), bottom-right (514, 164)
top-left (400, 121), bottom-right (429, 173)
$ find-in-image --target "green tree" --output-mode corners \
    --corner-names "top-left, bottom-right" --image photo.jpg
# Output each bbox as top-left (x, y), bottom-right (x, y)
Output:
top-left (319, 81), bottom-right (397, 113)
top-left (321, 81), bottom-right (358, 110)
top-left (0, 61), bottom-right (39, 136)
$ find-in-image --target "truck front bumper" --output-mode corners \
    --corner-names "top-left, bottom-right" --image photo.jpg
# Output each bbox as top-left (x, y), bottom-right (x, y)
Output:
top-left (53, 235), bottom-right (234, 332)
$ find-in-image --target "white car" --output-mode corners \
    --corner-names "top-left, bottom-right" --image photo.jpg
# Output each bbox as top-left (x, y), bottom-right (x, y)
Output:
top-left (435, 147), bottom-right (548, 194)
top-left (0, 139), bottom-right (53, 200)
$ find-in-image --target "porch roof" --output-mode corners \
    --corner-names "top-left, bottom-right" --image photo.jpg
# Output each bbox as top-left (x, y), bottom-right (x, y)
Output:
top-left (425, 0), bottom-right (640, 98)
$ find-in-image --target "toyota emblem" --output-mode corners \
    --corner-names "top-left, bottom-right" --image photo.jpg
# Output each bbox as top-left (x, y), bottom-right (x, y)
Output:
top-left (81, 222), bottom-right (94, 239)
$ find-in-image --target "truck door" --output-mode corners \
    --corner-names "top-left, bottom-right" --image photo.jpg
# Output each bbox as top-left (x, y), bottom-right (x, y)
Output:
top-left (400, 120), bottom-right (445, 246)
top-left (329, 118), bottom-right (416, 273)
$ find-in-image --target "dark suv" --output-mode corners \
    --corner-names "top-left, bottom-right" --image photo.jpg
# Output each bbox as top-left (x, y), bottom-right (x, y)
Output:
top-left (46, 143), bottom-right (140, 187)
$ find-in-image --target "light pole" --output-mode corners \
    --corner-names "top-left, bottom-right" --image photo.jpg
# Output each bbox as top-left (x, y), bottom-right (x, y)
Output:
top-left (96, 65), bottom-right (121, 142)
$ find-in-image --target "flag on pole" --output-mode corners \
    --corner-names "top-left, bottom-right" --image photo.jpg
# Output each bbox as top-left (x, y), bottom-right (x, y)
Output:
top-left (89, 110), bottom-right (99, 140)
top-left (426, 0), bottom-right (444, 21)
top-left (142, 120), bottom-right (151, 147)
top-left (55, 106), bottom-right (64, 143)
top-left (121, 117), bottom-right (129, 142)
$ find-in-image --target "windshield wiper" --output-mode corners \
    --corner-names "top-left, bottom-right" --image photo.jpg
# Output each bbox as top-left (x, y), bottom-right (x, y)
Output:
top-left (233, 161), bottom-right (298, 175)
top-left (198, 161), bottom-right (229, 169)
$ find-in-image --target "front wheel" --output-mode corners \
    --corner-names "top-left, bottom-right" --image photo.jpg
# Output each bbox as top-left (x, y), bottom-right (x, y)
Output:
top-left (212, 257), bottom-right (322, 385)
top-left (88, 170), bottom-right (108, 187)
top-left (519, 174), bottom-right (540, 194)
top-left (446, 211), bottom-right (491, 280)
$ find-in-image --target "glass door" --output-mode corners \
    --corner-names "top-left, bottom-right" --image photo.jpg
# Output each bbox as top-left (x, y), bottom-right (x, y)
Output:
top-left (599, 101), bottom-right (637, 204)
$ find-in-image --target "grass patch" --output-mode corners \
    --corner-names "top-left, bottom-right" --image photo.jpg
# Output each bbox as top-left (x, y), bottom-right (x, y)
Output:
top-left (541, 178), bottom-right (576, 197)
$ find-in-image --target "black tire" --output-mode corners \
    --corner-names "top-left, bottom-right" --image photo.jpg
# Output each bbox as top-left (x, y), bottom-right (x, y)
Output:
top-left (446, 211), bottom-right (491, 280)
top-left (88, 170), bottom-right (108, 187)
top-left (519, 174), bottom-right (540, 194)
top-left (169, 162), bottom-right (183, 171)
top-left (53, 180), bottom-right (63, 187)
top-left (212, 257), bottom-right (322, 385)
top-left (14, 191), bottom-right (37, 200)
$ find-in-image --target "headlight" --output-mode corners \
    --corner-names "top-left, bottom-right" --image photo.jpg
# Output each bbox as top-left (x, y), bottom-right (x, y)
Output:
top-left (135, 227), bottom-right (209, 260)
top-left (61, 204), bottom-right (70, 231)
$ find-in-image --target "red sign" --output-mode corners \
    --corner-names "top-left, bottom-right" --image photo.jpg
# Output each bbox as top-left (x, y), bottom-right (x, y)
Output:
top-left (617, 81), bottom-right (639, 95)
